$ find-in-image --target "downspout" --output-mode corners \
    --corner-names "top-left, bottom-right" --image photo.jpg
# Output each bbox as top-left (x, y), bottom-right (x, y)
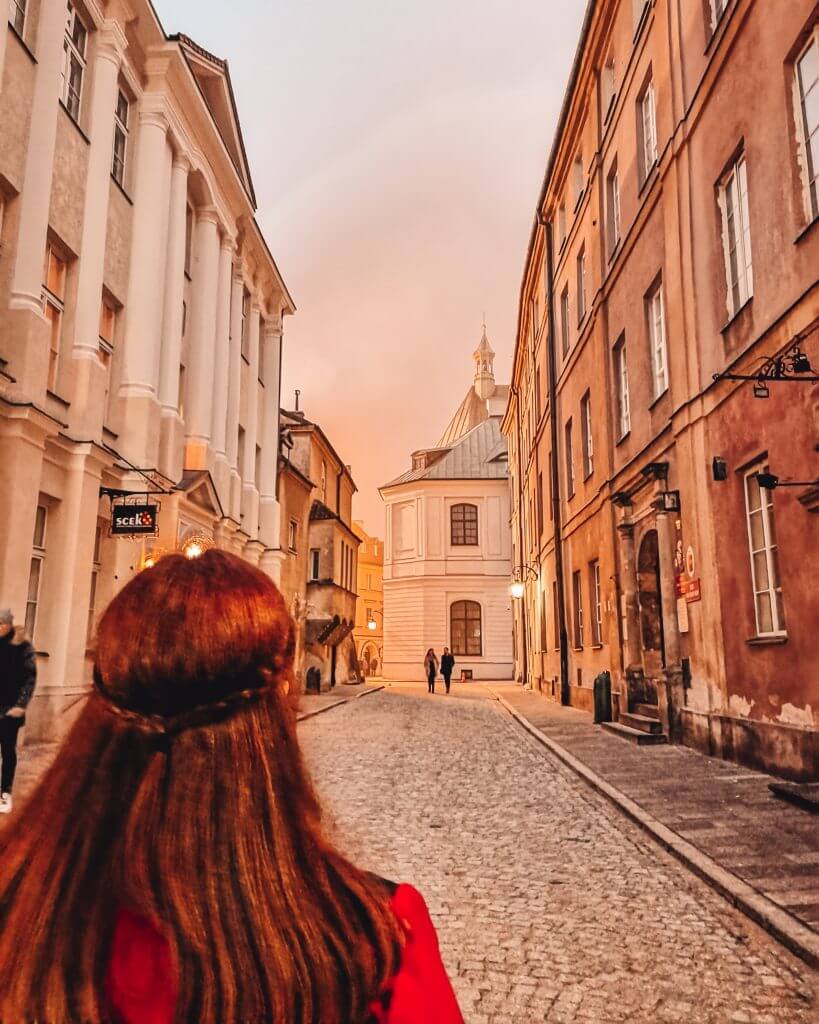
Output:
top-left (513, 390), bottom-right (528, 687)
top-left (540, 217), bottom-right (570, 706)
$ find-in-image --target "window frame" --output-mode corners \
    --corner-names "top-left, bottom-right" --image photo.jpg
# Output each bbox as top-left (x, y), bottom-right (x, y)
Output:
top-left (309, 548), bottom-right (321, 582)
top-left (10, 0), bottom-right (26, 35)
top-left (25, 504), bottom-right (48, 642)
top-left (646, 281), bottom-right (668, 400)
top-left (606, 164), bottom-right (621, 256)
top-left (576, 245), bottom-right (586, 323)
top-left (557, 204), bottom-right (567, 250)
top-left (590, 560), bottom-right (603, 646)
top-left (43, 245), bottom-right (67, 393)
top-left (744, 466), bottom-right (786, 637)
top-left (564, 417), bottom-right (575, 498)
top-left (450, 502), bottom-right (479, 547)
top-left (795, 32), bottom-right (819, 223)
top-left (613, 335), bottom-right (631, 439)
top-left (580, 390), bottom-right (593, 479)
top-left (450, 600), bottom-right (482, 657)
top-left (112, 88), bottom-right (130, 187)
top-left (718, 153), bottom-right (754, 317)
top-left (638, 79), bottom-right (658, 183)
top-left (560, 285), bottom-right (570, 356)
top-left (571, 569), bottom-right (584, 649)
top-left (98, 296), bottom-right (116, 412)
top-left (573, 155), bottom-right (585, 210)
top-left (61, 2), bottom-right (88, 123)
top-left (288, 518), bottom-right (298, 552)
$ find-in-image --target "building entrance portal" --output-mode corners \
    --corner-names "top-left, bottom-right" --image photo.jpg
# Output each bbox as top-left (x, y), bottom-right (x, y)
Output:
top-left (637, 529), bottom-right (665, 705)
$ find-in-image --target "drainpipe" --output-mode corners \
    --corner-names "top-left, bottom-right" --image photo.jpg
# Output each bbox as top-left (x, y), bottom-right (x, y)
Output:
top-left (540, 216), bottom-right (570, 706)
top-left (513, 388), bottom-right (529, 686)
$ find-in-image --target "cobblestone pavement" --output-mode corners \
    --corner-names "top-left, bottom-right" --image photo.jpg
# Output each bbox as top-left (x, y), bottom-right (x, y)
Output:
top-left (301, 689), bottom-right (818, 1024)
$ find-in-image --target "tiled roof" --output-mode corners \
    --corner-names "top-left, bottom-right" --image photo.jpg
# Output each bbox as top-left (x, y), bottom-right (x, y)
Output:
top-left (382, 418), bottom-right (508, 488)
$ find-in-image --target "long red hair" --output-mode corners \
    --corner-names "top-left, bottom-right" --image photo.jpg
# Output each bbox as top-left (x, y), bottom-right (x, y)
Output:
top-left (0, 550), bottom-right (400, 1023)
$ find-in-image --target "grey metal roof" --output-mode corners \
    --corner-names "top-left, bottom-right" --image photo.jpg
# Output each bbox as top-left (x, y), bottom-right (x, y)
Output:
top-left (382, 417), bottom-right (509, 489)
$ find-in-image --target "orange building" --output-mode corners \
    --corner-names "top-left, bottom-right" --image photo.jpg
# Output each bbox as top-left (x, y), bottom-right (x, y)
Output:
top-left (502, 0), bottom-right (819, 781)
top-left (353, 522), bottom-right (384, 677)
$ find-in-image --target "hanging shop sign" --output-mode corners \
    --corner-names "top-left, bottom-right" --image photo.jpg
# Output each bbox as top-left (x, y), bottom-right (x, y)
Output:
top-left (111, 503), bottom-right (159, 536)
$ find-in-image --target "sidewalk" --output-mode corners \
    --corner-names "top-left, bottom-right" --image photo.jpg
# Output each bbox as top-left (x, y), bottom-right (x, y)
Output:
top-left (491, 683), bottom-right (819, 967)
top-left (7, 683), bottom-right (384, 811)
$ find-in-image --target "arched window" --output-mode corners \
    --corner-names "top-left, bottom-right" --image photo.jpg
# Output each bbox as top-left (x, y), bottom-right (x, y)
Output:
top-left (451, 600), bottom-right (482, 656)
top-left (451, 503), bottom-right (478, 546)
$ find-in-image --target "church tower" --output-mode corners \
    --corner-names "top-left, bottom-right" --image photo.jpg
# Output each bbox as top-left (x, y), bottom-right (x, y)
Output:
top-left (473, 326), bottom-right (496, 401)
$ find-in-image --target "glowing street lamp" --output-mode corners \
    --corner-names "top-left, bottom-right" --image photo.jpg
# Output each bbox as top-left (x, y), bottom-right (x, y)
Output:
top-left (509, 580), bottom-right (526, 599)
top-left (509, 563), bottom-right (538, 599)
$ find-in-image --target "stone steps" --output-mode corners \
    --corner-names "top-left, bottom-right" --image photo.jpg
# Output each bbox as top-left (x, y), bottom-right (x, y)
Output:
top-left (634, 702), bottom-right (661, 720)
top-left (601, 721), bottom-right (668, 746)
top-left (620, 712), bottom-right (664, 735)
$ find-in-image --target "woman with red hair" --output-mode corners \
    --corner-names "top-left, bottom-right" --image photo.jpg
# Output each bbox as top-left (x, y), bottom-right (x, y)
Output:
top-left (0, 550), bottom-right (463, 1024)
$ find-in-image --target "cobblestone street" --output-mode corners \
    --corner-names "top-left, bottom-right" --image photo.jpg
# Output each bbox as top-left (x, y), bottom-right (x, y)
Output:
top-left (301, 688), bottom-right (818, 1024)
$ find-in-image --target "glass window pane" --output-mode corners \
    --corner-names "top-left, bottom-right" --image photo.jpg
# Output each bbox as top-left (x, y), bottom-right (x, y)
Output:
top-left (755, 592), bottom-right (773, 634)
top-left (33, 505), bottom-right (46, 546)
top-left (752, 551), bottom-right (769, 592)
top-left (748, 509), bottom-right (765, 551)
top-left (746, 474), bottom-right (761, 513)
top-left (774, 589), bottom-right (786, 630)
top-left (27, 557), bottom-right (41, 602)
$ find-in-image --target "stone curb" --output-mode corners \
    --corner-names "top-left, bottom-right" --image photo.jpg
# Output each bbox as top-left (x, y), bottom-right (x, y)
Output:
top-left (296, 684), bottom-right (385, 723)
top-left (490, 689), bottom-right (819, 971)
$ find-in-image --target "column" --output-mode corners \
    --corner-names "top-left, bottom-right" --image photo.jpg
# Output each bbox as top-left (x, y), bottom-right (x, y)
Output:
top-left (656, 507), bottom-right (684, 740)
top-left (157, 154), bottom-right (190, 480)
top-left (258, 314), bottom-right (282, 545)
top-left (9, 0), bottom-right (67, 314)
top-left (241, 303), bottom-right (261, 535)
top-left (158, 155), bottom-right (191, 414)
top-left (616, 520), bottom-right (641, 669)
top-left (225, 266), bottom-right (244, 520)
top-left (118, 104), bottom-right (172, 467)
top-left (209, 237), bottom-right (233, 502)
top-left (72, 22), bottom-right (127, 357)
top-left (183, 209), bottom-right (221, 471)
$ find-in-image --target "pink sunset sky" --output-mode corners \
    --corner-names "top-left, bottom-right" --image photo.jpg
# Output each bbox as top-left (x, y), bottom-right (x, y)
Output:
top-left (155, 0), bottom-right (587, 534)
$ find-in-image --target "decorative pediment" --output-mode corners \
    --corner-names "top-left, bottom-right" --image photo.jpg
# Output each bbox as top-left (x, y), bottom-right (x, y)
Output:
top-left (176, 470), bottom-right (223, 517)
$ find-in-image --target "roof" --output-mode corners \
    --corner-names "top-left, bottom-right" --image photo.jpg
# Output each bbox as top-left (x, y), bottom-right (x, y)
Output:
top-left (473, 327), bottom-right (495, 360)
top-left (436, 386), bottom-right (491, 448)
top-left (382, 418), bottom-right (508, 489)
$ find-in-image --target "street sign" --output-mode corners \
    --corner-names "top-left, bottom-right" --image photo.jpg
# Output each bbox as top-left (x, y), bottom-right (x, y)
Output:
top-left (111, 503), bottom-right (158, 536)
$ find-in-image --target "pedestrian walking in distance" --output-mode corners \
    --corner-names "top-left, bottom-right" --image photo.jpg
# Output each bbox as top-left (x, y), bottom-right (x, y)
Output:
top-left (0, 608), bottom-right (37, 814)
top-left (0, 551), bottom-right (463, 1024)
top-left (424, 647), bottom-right (439, 694)
top-left (440, 647), bottom-right (455, 695)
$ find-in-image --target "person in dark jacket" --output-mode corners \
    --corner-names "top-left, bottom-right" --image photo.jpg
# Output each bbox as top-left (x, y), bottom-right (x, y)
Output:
top-left (0, 609), bottom-right (37, 813)
top-left (440, 648), bottom-right (455, 695)
top-left (423, 649), bottom-right (438, 694)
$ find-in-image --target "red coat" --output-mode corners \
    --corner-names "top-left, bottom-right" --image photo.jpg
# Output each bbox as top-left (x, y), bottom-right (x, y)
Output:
top-left (106, 883), bottom-right (464, 1024)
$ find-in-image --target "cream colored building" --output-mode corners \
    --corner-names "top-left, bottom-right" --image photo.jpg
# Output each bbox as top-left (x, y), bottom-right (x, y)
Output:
top-left (380, 335), bottom-right (514, 681)
top-left (0, 1), bottom-right (294, 740)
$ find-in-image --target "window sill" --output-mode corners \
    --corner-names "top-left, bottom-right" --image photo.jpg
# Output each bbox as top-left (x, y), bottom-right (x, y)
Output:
top-left (572, 646), bottom-right (584, 652)
top-left (241, 354), bottom-right (250, 366)
top-left (648, 387), bottom-right (669, 411)
top-left (583, 470), bottom-right (593, 482)
top-left (720, 297), bottom-right (753, 335)
top-left (184, 271), bottom-right (192, 282)
top-left (638, 162), bottom-right (659, 199)
top-left (46, 388), bottom-right (70, 409)
top-left (59, 101), bottom-right (90, 145)
top-left (746, 634), bottom-right (788, 647)
top-left (8, 21), bottom-right (36, 63)
top-left (591, 643), bottom-right (604, 650)
top-left (704, 2), bottom-right (736, 57)
top-left (615, 429), bottom-right (631, 447)
top-left (111, 174), bottom-right (133, 206)
top-left (258, 378), bottom-right (265, 387)
top-left (794, 214), bottom-right (819, 245)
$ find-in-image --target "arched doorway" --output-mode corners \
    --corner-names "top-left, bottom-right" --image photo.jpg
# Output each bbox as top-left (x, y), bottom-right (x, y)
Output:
top-left (637, 529), bottom-right (665, 704)
top-left (360, 641), bottom-right (379, 677)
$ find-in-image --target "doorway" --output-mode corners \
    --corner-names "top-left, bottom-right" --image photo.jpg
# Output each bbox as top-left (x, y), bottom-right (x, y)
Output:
top-left (637, 529), bottom-right (665, 703)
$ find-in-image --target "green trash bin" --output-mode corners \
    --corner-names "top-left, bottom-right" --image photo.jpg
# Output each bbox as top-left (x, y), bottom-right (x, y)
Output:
top-left (593, 671), bottom-right (612, 724)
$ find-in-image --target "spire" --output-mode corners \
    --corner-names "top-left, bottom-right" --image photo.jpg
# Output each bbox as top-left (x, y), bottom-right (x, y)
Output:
top-left (473, 322), bottom-right (496, 401)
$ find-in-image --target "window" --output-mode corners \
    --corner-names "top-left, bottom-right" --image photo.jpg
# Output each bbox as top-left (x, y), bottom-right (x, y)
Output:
top-left (451, 503), bottom-right (478, 546)
top-left (560, 285), bottom-right (570, 356)
top-left (573, 155), bottom-right (584, 208)
top-left (565, 418), bottom-right (574, 498)
top-left (614, 336), bottom-right (631, 438)
top-left (633, 0), bottom-right (650, 33)
top-left (450, 600), bottom-right (482, 656)
top-left (87, 522), bottom-right (103, 646)
top-left (366, 573), bottom-right (373, 590)
top-left (309, 548), bottom-right (320, 581)
top-left (240, 288), bottom-right (250, 358)
top-left (745, 468), bottom-right (786, 636)
top-left (638, 80), bottom-right (658, 182)
top-left (581, 390), bottom-right (593, 478)
top-left (539, 585), bottom-right (548, 654)
top-left (590, 560), bottom-right (602, 645)
top-left (99, 297), bottom-right (116, 412)
top-left (719, 154), bottom-right (753, 316)
top-left (547, 450), bottom-right (553, 520)
top-left (288, 518), bottom-right (298, 552)
top-left (572, 570), bottom-right (584, 649)
top-left (552, 580), bottom-right (560, 649)
top-left (606, 166), bottom-right (621, 256)
top-left (601, 59), bottom-right (616, 123)
top-left (25, 505), bottom-right (47, 642)
top-left (254, 445), bottom-right (261, 487)
top-left (184, 206), bottom-right (194, 277)
top-left (796, 35), bottom-right (818, 221)
top-left (709, 0), bottom-right (727, 31)
top-left (61, 2), bottom-right (87, 122)
top-left (10, 0), bottom-right (26, 35)
top-left (646, 281), bottom-right (668, 399)
top-left (576, 246), bottom-right (586, 322)
top-left (558, 204), bottom-right (567, 249)
top-left (536, 472), bottom-right (544, 536)
top-left (320, 460), bottom-right (327, 502)
top-left (112, 89), bottom-right (129, 186)
top-left (43, 246), bottom-right (67, 392)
